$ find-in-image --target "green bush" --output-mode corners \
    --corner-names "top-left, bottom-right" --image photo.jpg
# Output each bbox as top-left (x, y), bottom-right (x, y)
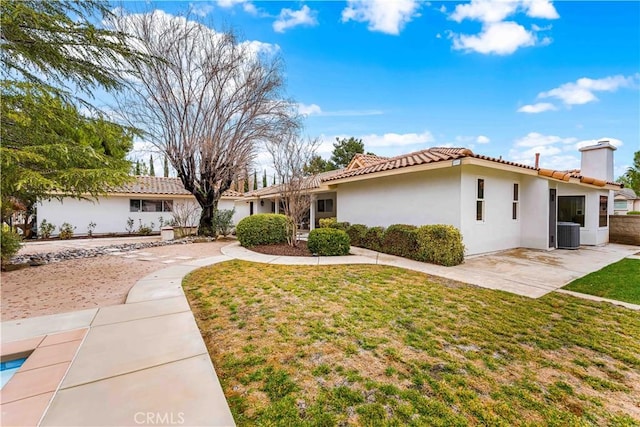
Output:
top-left (362, 226), bottom-right (385, 252)
top-left (307, 228), bottom-right (350, 256)
top-left (415, 224), bottom-right (465, 266)
top-left (1, 227), bottom-right (22, 263)
top-left (319, 218), bottom-right (337, 228)
top-left (329, 221), bottom-right (350, 231)
top-left (214, 208), bottom-right (235, 237)
top-left (39, 219), bottom-right (55, 239)
top-left (59, 222), bottom-right (76, 239)
top-left (382, 224), bottom-right (418, 258)
top-left (236, 214), bottom-right (287, 247)
top-left (628, 211), bottom-right (640, 215)
top-left (346, 224), bottom-right (368, 247)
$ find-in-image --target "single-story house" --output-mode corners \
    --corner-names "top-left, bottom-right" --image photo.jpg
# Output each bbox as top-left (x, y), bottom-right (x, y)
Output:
top-left (37, 140), bottom-right (622, 256)
top-left (320, 141), bottom-right (620, 255)
top-left (614, 188), bottom-right (640, 214)
top-left (36, 177), bottom-right (247, 237)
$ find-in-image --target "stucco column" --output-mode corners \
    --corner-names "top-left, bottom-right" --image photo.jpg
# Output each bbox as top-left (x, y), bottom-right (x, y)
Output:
top-left (274, 197), bottom-right (279, 214)
top-left (309, 194), bottom-right (317, 231)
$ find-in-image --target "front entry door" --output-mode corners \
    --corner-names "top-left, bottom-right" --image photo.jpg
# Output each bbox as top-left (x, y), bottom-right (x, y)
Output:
top-left (549, 189), bottom-right (556, 248)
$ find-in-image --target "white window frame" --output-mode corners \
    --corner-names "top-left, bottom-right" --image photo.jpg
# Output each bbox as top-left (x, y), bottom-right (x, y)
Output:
top-left (130, 199), bottom-right (173, 213)
top-left (476, 178), bottom-right (485, 222)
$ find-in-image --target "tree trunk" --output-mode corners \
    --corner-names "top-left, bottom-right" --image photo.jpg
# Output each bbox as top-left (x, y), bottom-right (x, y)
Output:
top-left (196, 197), bottom-right (218, 237)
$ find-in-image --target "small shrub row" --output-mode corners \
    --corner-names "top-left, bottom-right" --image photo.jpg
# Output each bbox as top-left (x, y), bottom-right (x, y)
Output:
top-left (318, 217), bottom-right (350, 231)
top-left (307, 228), bottom-right (350, 256)
top-left (345, 223), bottom-right (465, 266)
top-left (236, 214), bottom-right (287, 247)
top-left (628, 211), bottom-right (640, 215)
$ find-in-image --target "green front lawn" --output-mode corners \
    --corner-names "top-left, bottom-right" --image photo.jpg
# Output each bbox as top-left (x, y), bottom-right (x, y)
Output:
top-left (184, 261), bottom-right (640, 426)
top-left (563, 258), bottom-right (640, 305)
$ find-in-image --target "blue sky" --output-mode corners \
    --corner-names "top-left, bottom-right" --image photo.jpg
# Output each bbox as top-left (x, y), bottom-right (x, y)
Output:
top-left (121, 0), bottom-right (639, 178)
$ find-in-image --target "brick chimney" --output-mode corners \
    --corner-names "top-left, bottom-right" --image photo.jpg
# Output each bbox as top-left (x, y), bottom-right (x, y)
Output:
top-left (578, 139), bottom-right (616, 182)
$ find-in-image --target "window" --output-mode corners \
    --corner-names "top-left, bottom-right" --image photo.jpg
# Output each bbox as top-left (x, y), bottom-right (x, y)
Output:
top-left (614, 200), bottom-right (627, 210)
top-left (317, 198), bottom-right (334, 213)
top-left (476, 179), bottom-right (485, 221)
top-left (558, 196), bottom-right (585, 227)
top-left (129, 199), bottom-right (173, 213)
top-left (512, 183), bottom-right (519, 220)
top-left (599, 196), bottom-right (608, 227)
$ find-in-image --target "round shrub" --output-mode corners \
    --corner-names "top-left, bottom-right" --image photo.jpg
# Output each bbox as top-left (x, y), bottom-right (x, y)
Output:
top-left (1, 227), bottom-right (22, 263)
top-left (382, 224), bottom-right (418, 258)
top-left (362, 226), bottom-right (385, 252)
top-left (415, 224), bottom-right (465, 266)
top-left (346, 224), bottom-right (368, 247)
top-left (307, 228), bottom-right (350, 256)
top-left (236, 214), bottom-right (287, 247)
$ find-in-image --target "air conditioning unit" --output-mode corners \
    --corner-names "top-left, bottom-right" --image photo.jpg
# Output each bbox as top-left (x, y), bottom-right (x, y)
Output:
top-left (557, 222), bottom-right (580, 249)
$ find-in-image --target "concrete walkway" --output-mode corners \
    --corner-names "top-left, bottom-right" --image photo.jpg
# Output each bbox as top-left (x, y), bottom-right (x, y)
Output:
top-left (2, 241), bottom-right (638, 426)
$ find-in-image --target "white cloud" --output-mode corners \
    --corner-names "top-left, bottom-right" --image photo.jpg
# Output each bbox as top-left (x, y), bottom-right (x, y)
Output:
top-left (217, 0), bottom-right (246, 8)
top-left (523, 0), bottom-right (559, 19)
top-left (243, 3), bottom-right (258, 15)
top-left (517, 102), bottom-right (557, 113)
top-left (190, 2), bottom-right (214, 17)
top-left (515, 132), bottom-right (577, 147)
top-left (341, 0), bottom-right (420, 35)
top-left (476, 135), bottom-right (490, 144)
top-left (273, 5), bottom-right (318, 33)
top-left (450, 0), bottom-right (558, 23)
top-left (451, 21), bottom-right (535, 55)
top-left (298, 103), bottom-right (323, 116)
top-left (361, 131), bottom-right (435, 147)
top-left (538, 74), bottom-right (639, 105)
top-left (297, 103), bottom-right (383, 117)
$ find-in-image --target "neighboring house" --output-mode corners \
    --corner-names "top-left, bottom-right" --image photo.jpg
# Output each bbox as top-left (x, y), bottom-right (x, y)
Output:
top-left (614, 188), bottom-right (640, 214)
top-left (320, 141), bottom-right (620, 255)
top-left (36, 177), bottom-right (246, 236)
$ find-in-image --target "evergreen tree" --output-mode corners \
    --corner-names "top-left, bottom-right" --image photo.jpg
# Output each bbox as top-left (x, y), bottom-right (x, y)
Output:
top-left (163, 156), bottom-right (169, 177)
top-left (272, 175), bottom-right (276, 185)
top-left (263, 170), bottom-right (268, 188)
top-left (244, 170), bottom-right (250, 192)
top-left (135, 160), bottom-right (141, 175)
top-left (253, 170), bottom-right (258, 190)
top-left (331, 137), bottom-right (365, 168)
top-left (149, 154), bottom-right (155, 176)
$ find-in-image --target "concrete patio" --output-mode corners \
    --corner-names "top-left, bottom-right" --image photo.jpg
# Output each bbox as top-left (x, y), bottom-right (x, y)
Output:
top-left (1, 241), bottom-right (638, 426)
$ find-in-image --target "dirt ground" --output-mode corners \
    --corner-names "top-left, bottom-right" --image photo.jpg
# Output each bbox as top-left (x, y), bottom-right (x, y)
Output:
top-left (1, 239), bottom-right (230, 321)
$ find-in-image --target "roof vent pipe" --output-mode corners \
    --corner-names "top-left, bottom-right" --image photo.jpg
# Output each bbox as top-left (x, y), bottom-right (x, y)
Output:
top-left (535, 153), bottom-right (540, 169)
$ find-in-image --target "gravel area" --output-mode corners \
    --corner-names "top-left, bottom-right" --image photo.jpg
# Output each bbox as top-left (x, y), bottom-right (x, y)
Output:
top-left (1, 238), bottom-right (231, 321)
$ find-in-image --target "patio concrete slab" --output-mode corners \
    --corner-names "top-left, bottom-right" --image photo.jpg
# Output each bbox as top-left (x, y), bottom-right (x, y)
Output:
top-left (1, 362), bottom-right (69, 404)
top-left (91, 296), bottom-right (189, 327)
top-left (1, 391), bottom-right (54, 427)
top-left (41, 354), bottom-right (234, 427)
top-left (20, 340), bottom-right (81, 372)
top-left (61, 311), bottom-right (207, 388)
top-left (1, 309), bottom-right (97, 344)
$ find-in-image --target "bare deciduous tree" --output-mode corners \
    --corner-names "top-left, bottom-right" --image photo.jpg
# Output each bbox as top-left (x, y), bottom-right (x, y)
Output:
top-left (113, 11), bottom-right (298, 235)
top-left (267, 134), bottom-right (320, 246)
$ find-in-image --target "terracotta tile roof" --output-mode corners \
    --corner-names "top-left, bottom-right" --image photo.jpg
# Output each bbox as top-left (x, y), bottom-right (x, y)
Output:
top-left (324, 147), bottom-right (476, 182)
top-left (246, 169), bottom-right (344, 198)
top-left (114, 176), bottom-right (244, 197)
top-left (538, 169), bottom-right (620, 187)
top-left (346, 153), bottom-right (389, 170)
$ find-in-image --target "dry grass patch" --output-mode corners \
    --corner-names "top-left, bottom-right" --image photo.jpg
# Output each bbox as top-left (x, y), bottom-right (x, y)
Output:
top-left (184, 260), bottom-right (640, 426)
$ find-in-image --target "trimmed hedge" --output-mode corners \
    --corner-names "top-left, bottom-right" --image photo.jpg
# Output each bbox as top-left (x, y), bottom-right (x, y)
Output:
top-left (346, 224), bottom-right (368, 247)
top-left (382, 224), bottom-right (418, 258)
top-left (307, 228), bottom-right (350, 256)
top-left (319, 217), bottom-right (350, 231)
top-left (415, 224), bottom-right (465, 266)
top-left (362, 226), bottom-right (385, 252)
top-left (236, 214), bottom-right (287, 247)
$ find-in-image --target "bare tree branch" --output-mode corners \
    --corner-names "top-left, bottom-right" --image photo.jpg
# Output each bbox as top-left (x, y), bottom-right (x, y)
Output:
top-left (112, 10), bottom-right (299, 235)
top-left (267, 134), bottom-right (320, 246)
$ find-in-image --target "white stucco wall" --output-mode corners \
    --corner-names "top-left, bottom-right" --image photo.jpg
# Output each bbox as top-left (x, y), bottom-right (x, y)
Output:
top-left (520, 175), bottom-right (549, 250)
top-left (459, 166), bottom-right (523, 255)
top-left (37, 195), bottom-right (251, 236)
top-left (335, 167), bottom-right (462, 229)
top-left (37, 196), bottom-right (193, 236)
top-left (556, 184), bottom-right (609, 246)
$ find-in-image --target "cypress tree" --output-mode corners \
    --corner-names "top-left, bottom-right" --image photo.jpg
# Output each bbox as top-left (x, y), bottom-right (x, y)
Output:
top-left (253, 170), bottom-right (258, 190)
top-left (262, 170), bottom-right (267, 188)
top-left (149, 155), bottom-right (155, 176)
top-left (163, 156), bottom-right (169, 177)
